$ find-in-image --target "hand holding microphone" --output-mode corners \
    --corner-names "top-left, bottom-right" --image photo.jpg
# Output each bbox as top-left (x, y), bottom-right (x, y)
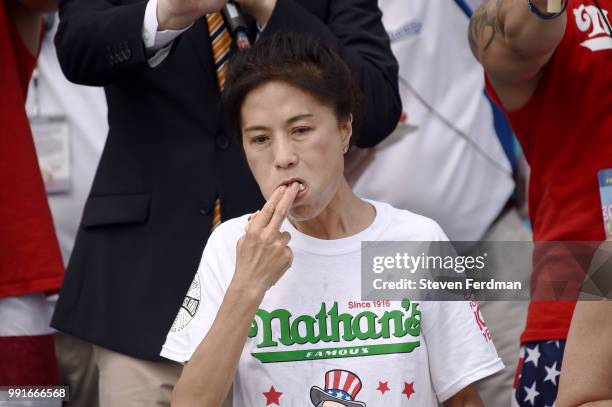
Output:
top-left (222, 1), bottom-right (251, 48)
top-left (157, 0), bottom-right (229, 30)
top-left (222, 0), bottom-right (278, 48)
top-left (156, 0), bottom-right (276, 35)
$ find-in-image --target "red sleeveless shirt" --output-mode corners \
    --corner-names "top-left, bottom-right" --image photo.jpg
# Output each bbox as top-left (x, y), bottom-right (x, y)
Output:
top-left (487, 0), bottom-right (612, 342)
top-left (0, 1), bottom-right (64, 297)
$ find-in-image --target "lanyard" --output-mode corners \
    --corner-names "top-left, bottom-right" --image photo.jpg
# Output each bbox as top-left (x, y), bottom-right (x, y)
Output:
top-left (30, 68), bottom-right (42, 118)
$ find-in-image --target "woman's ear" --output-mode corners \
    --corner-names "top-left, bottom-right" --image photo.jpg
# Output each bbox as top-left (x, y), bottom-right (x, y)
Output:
top-left (340, 114), bottom-right (353, 146)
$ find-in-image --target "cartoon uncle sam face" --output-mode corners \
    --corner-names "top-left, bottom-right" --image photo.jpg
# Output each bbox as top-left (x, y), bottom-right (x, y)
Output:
top-left (310, 369), bottom-right (366, 407)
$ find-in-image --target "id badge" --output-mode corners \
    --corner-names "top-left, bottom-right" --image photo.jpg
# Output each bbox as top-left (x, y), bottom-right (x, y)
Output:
top-left (30, 115), bottom-right (71, 194)
top-left (598, 169), bottom-right (612, 239)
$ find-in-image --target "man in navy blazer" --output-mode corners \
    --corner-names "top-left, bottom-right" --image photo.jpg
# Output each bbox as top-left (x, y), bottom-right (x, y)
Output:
top-left (51, 0), bottom-right (400, 404)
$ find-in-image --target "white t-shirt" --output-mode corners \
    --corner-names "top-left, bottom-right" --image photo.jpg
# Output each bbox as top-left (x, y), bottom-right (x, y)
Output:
top-left (161, 200), bottom-right (503, 406)
top-left (351, 0), bottom-right (514, 242)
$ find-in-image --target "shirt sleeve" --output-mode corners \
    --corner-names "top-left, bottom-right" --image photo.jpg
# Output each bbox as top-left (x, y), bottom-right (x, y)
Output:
top-left (421, 300), bottom-right (504, 402)
top-left (160, 237), bottom-right (229, 363)
top-left (142, 0), bottom-right (192, 67)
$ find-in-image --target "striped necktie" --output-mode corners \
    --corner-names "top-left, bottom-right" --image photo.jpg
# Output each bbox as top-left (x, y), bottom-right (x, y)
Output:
top-left (206, 12), bottom-right (250, 229)
top-left (206, 12), bottom-right (232, 91)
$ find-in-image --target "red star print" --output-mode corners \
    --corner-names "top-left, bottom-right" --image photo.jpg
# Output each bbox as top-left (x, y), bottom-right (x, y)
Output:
top-left (402, 382), bottom-right (415, 399)
top-left (377, 381), bottom-right (390, 395)
top-left (263, 386), bottom-right (282, 406)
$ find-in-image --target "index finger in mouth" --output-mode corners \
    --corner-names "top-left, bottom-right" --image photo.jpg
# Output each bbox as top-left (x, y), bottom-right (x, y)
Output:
top-left (250, 185), bottom-right (287, 230)
top-left (266, 182), bottom-right (300, 232)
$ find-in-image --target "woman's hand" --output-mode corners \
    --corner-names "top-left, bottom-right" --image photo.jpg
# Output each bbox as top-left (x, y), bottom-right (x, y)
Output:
top-left (172, 183), bottom-right (299, 407)
top-left (232, 182), bottom-right (299, 298)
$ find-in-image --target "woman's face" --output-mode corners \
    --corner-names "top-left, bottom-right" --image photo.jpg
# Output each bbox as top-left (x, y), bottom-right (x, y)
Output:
top-left (241, 81), bottom-right (351, 221)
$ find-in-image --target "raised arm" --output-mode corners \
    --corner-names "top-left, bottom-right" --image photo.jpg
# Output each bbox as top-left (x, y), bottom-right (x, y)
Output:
top-left (54, 0), bottom-right (148, 86)
top-left (468, 0), bottom-right (567, 109)
top-left (54, 0), bottom-right (226, 86)
top-left (172, 184), bottom-right (298, 407)
top-left (260, 0), bottom-right (402, 148)
top-left (172, 282), bottom-right (262, 407)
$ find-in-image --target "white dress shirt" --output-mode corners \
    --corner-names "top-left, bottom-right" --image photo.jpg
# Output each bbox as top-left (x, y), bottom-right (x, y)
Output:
top-left (142, 0), bottom-right (191, 67)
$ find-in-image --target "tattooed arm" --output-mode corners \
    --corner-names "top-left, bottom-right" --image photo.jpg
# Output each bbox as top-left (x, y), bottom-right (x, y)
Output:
top-left (468, 0), bottom-right (566, 110)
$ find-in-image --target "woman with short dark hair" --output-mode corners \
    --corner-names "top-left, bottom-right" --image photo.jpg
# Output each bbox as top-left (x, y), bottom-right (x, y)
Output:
top-left (162, 32), bottom-right (502, 407)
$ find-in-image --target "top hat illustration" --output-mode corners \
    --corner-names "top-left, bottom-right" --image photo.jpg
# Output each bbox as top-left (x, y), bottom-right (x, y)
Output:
top-left (310, 369), bottom-right (366, 407)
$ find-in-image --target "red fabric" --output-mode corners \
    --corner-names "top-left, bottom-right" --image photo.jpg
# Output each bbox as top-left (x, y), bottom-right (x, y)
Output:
top-left (0, 0), bottom-right (64, 297)
top-left (485, 0), bottom-right (612, 343)
top-left (0, 334), bottom-right (59, 386)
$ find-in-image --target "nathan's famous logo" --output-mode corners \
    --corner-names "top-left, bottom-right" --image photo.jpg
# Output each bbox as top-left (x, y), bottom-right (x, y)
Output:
top-left (248, 299), bottom-right (421, 363)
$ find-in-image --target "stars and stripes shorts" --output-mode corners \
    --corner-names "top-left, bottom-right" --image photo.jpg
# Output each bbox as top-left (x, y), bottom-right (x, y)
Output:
top-left (512, 340), bottom-right (566, 407)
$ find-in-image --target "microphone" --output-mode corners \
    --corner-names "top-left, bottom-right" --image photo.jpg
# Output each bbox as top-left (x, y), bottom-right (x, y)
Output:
top-left (221, 2), bottom-right (251, 49)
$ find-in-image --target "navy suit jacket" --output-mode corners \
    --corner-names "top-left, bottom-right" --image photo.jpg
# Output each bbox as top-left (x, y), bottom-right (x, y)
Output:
top-left (51, 0), bottom-right (401, 360)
